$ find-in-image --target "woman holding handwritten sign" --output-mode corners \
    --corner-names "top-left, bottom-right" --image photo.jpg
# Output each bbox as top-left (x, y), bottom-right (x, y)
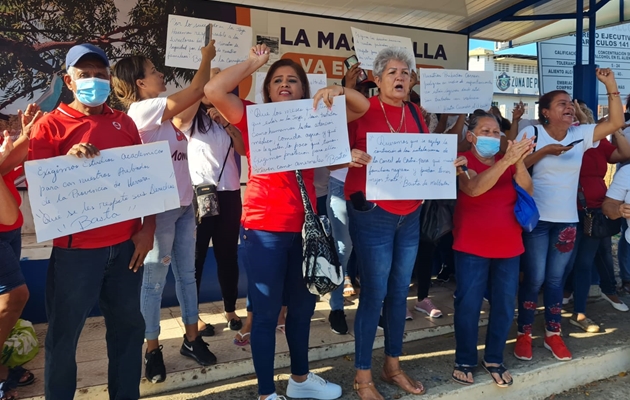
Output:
top-left (204, 44), bottom-right (344, 400)
top-left (112, 40), bottom-right (218, 383)
top-left (318, 48), bottom-right (467, 400)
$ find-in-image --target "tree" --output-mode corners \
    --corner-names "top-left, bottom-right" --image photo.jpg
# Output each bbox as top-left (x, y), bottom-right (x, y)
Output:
top-left (0, 0), bottom-right (226, 114)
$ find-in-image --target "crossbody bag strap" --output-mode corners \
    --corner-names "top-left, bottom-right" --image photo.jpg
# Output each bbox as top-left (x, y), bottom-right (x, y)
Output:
top-left (405, 102), bottom-right (426, 133)
top-left (216, 138), bottom-right (233, 184)
top-left (527, 126), bottom-right (539, 175)
top-left (577, 183), bottom-right (589, 212)
top-left (295, 170), bottom-right (317, 216)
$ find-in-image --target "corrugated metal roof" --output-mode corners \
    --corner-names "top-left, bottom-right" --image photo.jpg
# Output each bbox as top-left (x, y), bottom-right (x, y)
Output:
top-left (220, 0), bottom-right (619, 41)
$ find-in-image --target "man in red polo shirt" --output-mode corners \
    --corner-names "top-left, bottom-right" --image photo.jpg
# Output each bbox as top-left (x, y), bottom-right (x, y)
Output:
top-left (29, 44), bottom-right (155, 400)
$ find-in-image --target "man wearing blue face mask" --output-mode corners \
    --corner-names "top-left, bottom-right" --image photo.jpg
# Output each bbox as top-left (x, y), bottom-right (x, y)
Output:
top-left (28, 44), bottom-right (156, 400)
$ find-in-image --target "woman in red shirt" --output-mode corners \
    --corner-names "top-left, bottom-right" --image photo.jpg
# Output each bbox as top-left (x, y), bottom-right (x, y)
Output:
top-left (204, 44), bottom-right (346, 400)
top-left (0, 106), bottom-right (42, 398)
top-left (319, 48), bottom-right (466, 399)
top-left (563, 128), bottom-right (630, 332)
top-left (451, 112), bottom-right (534, 388)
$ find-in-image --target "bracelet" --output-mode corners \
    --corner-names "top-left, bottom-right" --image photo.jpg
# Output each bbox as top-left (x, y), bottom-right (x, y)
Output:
top-left (607, 91), bottom-right (620, 97)
top-left (223, 123), bottom-right (230, 129)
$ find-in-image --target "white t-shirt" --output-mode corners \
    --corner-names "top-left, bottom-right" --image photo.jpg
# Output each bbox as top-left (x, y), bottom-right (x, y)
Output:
top-left (330, 167), bottom-right (348, 183)
top-left (606, 165), bottom-right (630, 244)
top-left (184, 113), bottom-right (240, 191)
top-left (127, 97), bottom-right (193, 206)
top-left (517, 124), bottom-right (596, 223)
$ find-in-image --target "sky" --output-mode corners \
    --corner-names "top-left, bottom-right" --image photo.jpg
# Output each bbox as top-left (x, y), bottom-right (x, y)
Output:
top-left (469, 39), bottom-right (538, 55)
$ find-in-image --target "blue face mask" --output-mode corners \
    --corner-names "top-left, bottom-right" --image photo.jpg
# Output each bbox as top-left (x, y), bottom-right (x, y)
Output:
top-left (472, 133), bottom-right (501, 158)
top-left (74, 77), bottom-right (111, 107)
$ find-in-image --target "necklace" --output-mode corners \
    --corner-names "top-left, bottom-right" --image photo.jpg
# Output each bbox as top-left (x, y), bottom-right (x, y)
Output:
top-left (378, 96), bottom-right (405, 133)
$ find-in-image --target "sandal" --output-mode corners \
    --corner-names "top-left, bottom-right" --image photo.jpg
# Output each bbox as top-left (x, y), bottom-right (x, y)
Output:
top-left (482, 361), bottom-right (513, 388)
top-left (380, 368), bottom-right (425, 395)
top-left (451, 365), bottom-right (475, 385)
top-left (0, 380), bottom-right (17, 400)
top-left (343, 277), bottom-right (356, 297)
top-left (276, 324), bottom-right (285, 335)
top-left (353, 380), bottom-right (384, 400)
top-left (233, 331), bottom-right (250, 347)
top-left (10, 366), bottom-right (35, 387)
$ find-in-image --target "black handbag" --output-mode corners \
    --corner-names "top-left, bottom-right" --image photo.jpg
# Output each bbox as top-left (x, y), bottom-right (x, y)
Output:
top-left (295, 170), bottom-right (343, 296)
top-left (578, 184), bottom-right (621, 238)
top-left (192, 139), bottom-right (232, 225)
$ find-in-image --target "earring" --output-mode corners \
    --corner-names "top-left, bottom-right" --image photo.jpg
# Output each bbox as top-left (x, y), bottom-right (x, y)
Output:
top-left (543, 116), bottom-right (549, 124)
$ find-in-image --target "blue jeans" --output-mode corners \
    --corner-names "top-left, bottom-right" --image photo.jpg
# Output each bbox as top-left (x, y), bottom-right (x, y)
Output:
top-left (240, 227), bottom-right (316, 396)
top-left (45, 240), bottom-right (144, 400)
top-left (518, 221), bottom-right (577, 333)
top-left (142, 205), bottom-right (198, 340)
top-left (564, 220), bottom-right (617, 314)
top-left (327, 177), bottom-right (352, 311)
top-left (0, 228), bottom-right (24, 295)
top-left (348, 202), bottom-right (421, 370)
top-left (619, 220), bottom-right (630, 283)
top-left (454, 251), bottom-right (519, 366)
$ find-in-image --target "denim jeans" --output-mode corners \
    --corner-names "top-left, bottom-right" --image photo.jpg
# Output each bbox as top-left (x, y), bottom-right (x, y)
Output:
top-left (142, 205), bottom-right (198, 340)
top-left (518, 221), bottom-right (577, 333)
top-left (348, 202), bottom-right (421, 370)
top-left (454, 251), bottom-right (519, 366)
top-left (45, 240), bottom-right (144, 400)
top-left (240, 227), bottom-right (316, 396)
top-left (619, 220), bottom-right (630, 283)
top-left (0, 228), bottom-right (24, 295)
top-left (327, 177), bottom-right (352, 311)
top-left (564, 220), bottom-right (617, 314)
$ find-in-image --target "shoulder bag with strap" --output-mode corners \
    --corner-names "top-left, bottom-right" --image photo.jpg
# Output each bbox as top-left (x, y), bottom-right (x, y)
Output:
top-left (295, 170), bottom-right (343, 296)
top-left (578, 183), bottom-right (621, 238)
top-left (514, 125), bottom-right (540, 232)
top-left (406, 102), bottom-right (456, 242)
top-left (193, 138), bottom-right (233, 224)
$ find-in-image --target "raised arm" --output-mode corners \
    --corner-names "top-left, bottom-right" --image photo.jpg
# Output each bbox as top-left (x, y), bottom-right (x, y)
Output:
top-left (0, 104), bottom-right (43, 176)
top-left (0, 132), bottom-right (19, 225)
top-left (312, 85), bottom-right (370, 122)
top-left (593, 68), bottom-right (625, 142)
top-left (204, 44), bottom-right (270, 125)
top-left (609, 129), bottom-right (630, 164)
top-left (167, 40), bottom-right (215, 127)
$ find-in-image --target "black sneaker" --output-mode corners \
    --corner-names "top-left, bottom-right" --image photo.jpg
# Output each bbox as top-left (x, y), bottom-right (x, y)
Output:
top-left (180, 335), bottom-right (217, 366)
top-left (377, 315), bottom-right (384, 330)
top-left (199, 322), bottom-right (215, 337)
top-left (145, 345), bottom-right (166, 384)
top-left (328, 310), bottom-right (348, 335)
top-left (436, 265), bottom-right (450, 283)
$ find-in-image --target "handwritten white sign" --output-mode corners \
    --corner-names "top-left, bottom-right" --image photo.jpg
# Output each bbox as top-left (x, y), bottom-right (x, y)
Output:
top-left (24, 142), bottom-right (180, 243)
top-left (366, 133), bottom-right (457, 200)
top-left (254, 73), bottom-right (328, 103)
top-left (419, 69), bottom-right (494, 114)
top-left (246, 97), bottom-right (351, 175)
top-left (351, 27), bottom-right (416, 71)
top-left (165, 14), bottom-right (252, 70)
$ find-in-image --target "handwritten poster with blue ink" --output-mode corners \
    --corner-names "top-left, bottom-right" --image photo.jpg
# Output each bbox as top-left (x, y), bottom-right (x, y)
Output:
top-left (351, 27), bottom-right (416, 71)
top-left (246, 96), bottom-right (351, 175)
top-left (366, 133), bottom-right (457, 200)
top-left (24, 142), bottom-right (180, 243)
top-left (419, 68), bottom-right (493, 113)
top-left (165, 14), bottom-right (252, 70)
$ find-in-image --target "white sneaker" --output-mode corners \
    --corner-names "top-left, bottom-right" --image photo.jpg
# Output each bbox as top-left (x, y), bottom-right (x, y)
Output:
top-left (286, 372), bottom-right (342, 399)
top-left (601, 293), bottom-right (629, 312)
top-left (258, 394), bottom-right (286, 400)
top-left (562, 294), bottom-right (573, 306)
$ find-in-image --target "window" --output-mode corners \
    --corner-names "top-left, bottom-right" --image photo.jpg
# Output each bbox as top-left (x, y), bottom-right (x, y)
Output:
top-left (494, 62), bottom-right (510, 72)
top-left (513, 64), bottom-right (537, 74)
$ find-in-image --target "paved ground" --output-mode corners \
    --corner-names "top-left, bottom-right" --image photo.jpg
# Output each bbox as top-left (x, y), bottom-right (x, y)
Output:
top-left (546, 372), bottom-right (630, 399)
top-left (143, 295), bottom-right (630, 400)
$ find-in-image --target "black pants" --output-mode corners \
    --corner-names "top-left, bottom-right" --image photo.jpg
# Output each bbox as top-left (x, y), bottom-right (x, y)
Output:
top-left (194, 189), bottom-right (242, 312)
top-left (415, 240), bottom-right (436, 300)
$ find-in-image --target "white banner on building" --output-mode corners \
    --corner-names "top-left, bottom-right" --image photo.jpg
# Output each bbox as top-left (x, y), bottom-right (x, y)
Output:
top-left (538, 23), bottom-right (630, 103)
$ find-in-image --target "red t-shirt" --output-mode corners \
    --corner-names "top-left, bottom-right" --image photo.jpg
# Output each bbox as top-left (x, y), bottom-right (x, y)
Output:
top-left (452, 151), bottom-right (524, 258)
top-left (578, 138), bottom-right (616, 210)
top-left (28, 103), bottom-right (143, 249)
top-left (234, 100), bottom-right (316, 232)
top-left (344, 96), bottom-right (428, 216)
top-left (0, 169), bottom-right (23, 233)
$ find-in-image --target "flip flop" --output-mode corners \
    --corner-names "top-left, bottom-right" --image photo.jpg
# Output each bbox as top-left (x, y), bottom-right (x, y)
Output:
top-left (451, 365), bottom-right (475, 386)
top-left (233, 331), bottom-right (250, 346)
top-left (10, 366), bottom-right (35, 387)
top-left (482, 361), bottom-right (513, 388)
top-left (276, 324), bottom-right (285, 335)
